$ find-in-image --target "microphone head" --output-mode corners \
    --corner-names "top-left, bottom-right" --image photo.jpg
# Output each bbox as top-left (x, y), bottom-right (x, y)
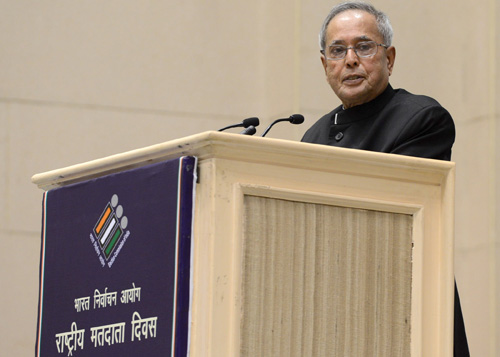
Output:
top-left (289, 114), bottom-right (304, 124)
top-left (242, 117), bottom-right (260, 128)
top-left (240, 125), bottom-right (257, 135)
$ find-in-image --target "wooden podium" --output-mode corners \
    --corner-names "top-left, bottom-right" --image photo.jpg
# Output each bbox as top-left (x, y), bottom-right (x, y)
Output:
top-left (32, 131), bottom-right (454, 356)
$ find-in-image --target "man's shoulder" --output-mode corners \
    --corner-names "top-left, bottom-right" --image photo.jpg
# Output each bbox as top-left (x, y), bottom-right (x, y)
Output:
top-left (392, 88), bottom-right (444, 110)
top-left (387, 88), bottom-right (454, 132)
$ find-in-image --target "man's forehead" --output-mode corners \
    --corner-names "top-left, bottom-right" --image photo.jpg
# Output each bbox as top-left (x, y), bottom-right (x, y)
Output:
top-left (334, 9), bottom-right (371, 22)
top-left (325, 10), bottom-right (381, 43)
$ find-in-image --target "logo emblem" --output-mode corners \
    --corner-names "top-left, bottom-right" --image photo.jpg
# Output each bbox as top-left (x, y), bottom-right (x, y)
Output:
top-left (91, 194), bottom-right (130, 267)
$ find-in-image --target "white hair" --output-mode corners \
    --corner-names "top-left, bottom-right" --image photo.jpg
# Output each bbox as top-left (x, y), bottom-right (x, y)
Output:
top-left (319, 1), bottom-right (394, 50)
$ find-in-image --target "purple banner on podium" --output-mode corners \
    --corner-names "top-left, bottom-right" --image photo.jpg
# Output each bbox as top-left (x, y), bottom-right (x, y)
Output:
top-left (35, 157), bottom-right (197, 356)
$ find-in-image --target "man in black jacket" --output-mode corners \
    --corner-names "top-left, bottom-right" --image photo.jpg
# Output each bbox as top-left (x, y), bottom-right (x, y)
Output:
top-left (302, 2), bottom-right (469, 355)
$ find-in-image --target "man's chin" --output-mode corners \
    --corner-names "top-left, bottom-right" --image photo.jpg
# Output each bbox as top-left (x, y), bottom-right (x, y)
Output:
top-left (338, 91), bottom-right (368, 109)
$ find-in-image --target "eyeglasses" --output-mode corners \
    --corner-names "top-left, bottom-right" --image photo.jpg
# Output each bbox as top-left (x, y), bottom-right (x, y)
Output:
top-left (321, 41), bottom-right (388, 60)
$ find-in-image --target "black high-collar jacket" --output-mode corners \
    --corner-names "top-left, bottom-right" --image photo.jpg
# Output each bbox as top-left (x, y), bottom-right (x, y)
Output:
top-left (301, 84), bottom-right (455, 161)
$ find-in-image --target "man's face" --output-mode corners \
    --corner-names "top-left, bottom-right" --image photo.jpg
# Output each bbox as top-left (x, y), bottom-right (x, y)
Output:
top-left (321, 10), bottom-right (395, 109)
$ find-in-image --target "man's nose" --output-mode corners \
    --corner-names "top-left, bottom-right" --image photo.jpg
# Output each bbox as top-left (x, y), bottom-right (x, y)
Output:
top-left (345, 47), bottom-right (359, 66)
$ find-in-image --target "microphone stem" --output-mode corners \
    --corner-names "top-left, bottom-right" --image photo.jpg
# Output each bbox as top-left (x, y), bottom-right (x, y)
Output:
top-left (261, 118), bottom-right (288, 137)
top-left (218, 123), bottom-right (241, 132)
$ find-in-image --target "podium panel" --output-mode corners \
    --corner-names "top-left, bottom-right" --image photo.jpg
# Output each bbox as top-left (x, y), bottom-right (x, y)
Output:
top-left (241, 196), bottom-right (412, 356)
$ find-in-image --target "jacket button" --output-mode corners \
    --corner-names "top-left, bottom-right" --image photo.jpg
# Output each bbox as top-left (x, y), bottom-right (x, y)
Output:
top-left (335, 132), bottom-right (344, 141)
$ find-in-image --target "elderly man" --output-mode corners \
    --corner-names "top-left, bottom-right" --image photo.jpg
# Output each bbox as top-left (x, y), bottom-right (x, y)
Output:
top-left (302, 2), bottom-right (454, 161)
top-left (302, 2), bottom-right (469, 356)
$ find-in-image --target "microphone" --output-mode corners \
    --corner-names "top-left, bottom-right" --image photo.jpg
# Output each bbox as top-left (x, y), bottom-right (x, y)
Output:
top-left (218, 117), bottom-right (260, 132)
top-left (261, 114), bottom-right (304, 137)
top-left (240, 125), bottom-right (257, 135)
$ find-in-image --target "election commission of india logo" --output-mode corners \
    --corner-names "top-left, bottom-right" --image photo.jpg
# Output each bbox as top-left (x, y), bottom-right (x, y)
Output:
top-left (90, 194), bottom-right (131, 268)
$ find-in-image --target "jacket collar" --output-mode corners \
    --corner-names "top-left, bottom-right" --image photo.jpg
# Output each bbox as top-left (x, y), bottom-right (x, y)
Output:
top-left (332, 84), bottom-right (395, 125)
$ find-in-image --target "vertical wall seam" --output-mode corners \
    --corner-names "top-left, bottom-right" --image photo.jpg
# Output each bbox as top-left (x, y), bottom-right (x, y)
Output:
top-left (5, 105), bottom-right (11, 227)
top-left (488, 0), bottom-right (497, 355)
top-left (292, 0), bottom-right (302, 140)
top-left (293, 0), bottom-right (301, 115)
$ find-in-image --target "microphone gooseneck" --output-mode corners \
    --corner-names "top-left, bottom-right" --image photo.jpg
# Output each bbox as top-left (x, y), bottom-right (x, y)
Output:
top-left (261, 114), bottom-right (305, 137)
top-left (218, 117), bottom-right (260, 132)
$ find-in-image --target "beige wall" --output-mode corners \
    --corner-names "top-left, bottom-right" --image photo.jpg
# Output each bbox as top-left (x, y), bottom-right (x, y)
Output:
top-left (0, 0), bottom-right (498, 355)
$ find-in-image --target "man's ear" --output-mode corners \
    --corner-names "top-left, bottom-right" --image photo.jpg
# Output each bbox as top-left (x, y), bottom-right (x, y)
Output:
top-left (386, 46), bottom-right (396, 76)
top-left (320, 53), bottom-right (328, 75)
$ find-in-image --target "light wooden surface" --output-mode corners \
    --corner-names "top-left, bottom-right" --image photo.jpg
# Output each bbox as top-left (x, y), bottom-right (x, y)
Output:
top-left (242, 197), bottom-right (412, 356)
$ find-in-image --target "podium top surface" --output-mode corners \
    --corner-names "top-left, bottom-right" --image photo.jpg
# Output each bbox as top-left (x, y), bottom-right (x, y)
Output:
top-left (32, 131), bottom-right (454, 190)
